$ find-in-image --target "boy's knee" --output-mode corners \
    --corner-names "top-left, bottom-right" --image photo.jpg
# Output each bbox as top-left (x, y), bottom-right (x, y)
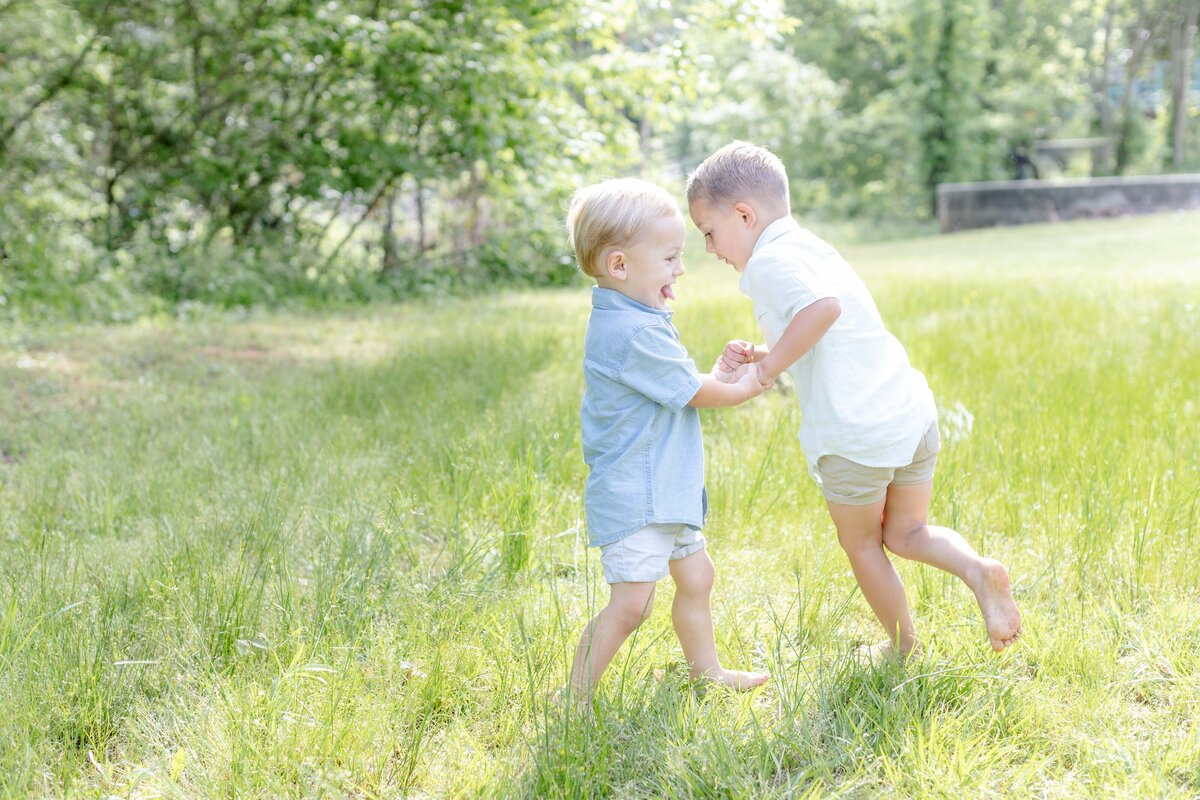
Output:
top-left (836, 532), bottom-right (873, 557)
top-left (882, 521), bottom-right (925, 554)
top-left (609, 593), bottom-right (654, 630)
top-left (675, 557), bottom-right (714, 596)
top-left (837, 533), bottom-right (890, 564)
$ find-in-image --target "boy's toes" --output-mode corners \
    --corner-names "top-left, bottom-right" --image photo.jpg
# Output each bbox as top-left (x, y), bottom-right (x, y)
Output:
top-left (736, 670), bottom-right (771, 689)
top-left (700, 668), bottom-right (770, 691)
top-left (990, 628), bottom-right (1022, 652)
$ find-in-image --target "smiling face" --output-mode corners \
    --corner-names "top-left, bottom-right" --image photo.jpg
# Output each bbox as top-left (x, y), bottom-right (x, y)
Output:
top-left (600, 213), bottom-right (687, 309)
top-left (688, 199), bottom-right (760, 273)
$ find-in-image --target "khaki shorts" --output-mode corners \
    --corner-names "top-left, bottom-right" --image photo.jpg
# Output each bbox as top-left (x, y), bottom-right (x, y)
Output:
top-left (599, 523), bottom-right (706, 584)
top-left (815, 422), bottom-right (940, 506)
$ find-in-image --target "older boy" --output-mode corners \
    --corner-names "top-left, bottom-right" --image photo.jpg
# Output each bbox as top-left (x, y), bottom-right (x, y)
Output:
top-left (687, 142), bottom-right (1022, 658)
top-left (564, 177), bottom-right (770, 703)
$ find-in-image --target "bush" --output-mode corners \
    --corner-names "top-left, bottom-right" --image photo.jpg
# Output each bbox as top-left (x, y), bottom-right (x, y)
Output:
top-left (474, 221), bottom-right (580, 288)
top-left (0, 211), bottom-right (161, 323)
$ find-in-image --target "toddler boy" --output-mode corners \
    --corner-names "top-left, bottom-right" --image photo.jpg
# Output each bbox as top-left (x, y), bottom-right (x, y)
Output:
top-left (565, 177), bottom-right (772, 702)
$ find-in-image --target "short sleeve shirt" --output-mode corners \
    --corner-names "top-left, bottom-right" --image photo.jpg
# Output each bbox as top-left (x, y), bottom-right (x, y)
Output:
top-left (739, 217), bottom-right (936, 470)
top-left (581, 288), bottom-right (706, 546)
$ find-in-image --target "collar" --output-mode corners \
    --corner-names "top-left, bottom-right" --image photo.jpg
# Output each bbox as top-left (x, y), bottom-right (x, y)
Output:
top-left (591, 286), bottom-right (673, 319)
top-left (751, 215), bottom-right (802, 257)
top-left (741, 216), bottom-right (802, 294)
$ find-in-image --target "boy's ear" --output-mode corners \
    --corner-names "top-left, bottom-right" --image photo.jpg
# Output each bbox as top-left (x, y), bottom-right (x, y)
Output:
top-left (605, 249), bottom-right (627, 281)
top-left (733, 201), bottom-right (758, 229)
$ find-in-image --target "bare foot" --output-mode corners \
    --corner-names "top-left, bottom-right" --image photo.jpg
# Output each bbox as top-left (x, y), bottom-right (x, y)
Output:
top-left (694, 667), bottom-right (770, 690)
top-left (973, 559), bottom-right (1022, 651)
top-left (855, 639), bottom-right (919, 665)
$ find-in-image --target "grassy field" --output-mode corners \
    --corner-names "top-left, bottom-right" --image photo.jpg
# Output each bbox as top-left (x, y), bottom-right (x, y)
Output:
top-left (1, 211), bottom-right (1198, 798)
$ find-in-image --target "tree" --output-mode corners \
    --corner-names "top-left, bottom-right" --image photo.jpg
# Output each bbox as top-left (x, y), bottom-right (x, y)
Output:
top-left (1167, 0), bottom-right (1199, 168)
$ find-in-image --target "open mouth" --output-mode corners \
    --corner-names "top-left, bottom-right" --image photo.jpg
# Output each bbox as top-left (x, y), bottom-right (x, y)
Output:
top-left (660, 283), bottom-right (675, 301)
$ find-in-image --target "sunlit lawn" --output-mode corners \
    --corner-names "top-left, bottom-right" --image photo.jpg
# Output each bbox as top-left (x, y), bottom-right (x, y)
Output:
top-left (1, 211), bottom-right (1198, 798)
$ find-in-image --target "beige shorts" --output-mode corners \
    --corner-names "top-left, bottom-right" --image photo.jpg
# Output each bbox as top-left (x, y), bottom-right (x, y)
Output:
top-left (599, 523), bottom-right (706, 584)
top-left (815, 422), bottom-right (940, 506)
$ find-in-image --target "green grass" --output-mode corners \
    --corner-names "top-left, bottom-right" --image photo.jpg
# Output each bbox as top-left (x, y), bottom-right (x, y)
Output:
top-left (1, 212), bottom-right (1198, 798)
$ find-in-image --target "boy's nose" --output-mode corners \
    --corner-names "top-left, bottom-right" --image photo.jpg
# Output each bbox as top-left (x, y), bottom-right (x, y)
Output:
top-left (705, 240), bottom-right (715, 254)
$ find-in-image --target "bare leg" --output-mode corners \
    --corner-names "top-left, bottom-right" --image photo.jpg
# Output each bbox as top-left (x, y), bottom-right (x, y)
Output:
top-left (880, 482), bottom-right (1022, 651)
top-left (827, 498), bottom-right (919, 656)
top-left (668, 549), bottom-right (769, 689)
top-left (568, 581), bottom-right (656, 701)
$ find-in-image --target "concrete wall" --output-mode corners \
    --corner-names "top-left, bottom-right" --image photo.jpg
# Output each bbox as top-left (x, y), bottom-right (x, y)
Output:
top-left (936, 174), bottom-right (1200, 233)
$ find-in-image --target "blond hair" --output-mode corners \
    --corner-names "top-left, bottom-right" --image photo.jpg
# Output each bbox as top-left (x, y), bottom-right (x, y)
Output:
top-left (686, 141), bottom-right (790, 214)
top-left (566, 178), bottom-right (681, 278)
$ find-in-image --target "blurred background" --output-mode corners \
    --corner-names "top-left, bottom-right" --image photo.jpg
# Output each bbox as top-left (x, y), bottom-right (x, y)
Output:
top-left (1, 0), bottom-right (1197, 318)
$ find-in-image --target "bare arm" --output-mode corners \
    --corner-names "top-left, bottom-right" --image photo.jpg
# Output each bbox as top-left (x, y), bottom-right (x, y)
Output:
top-left (716, 299), bottom-right (840, 376)
top-left (757, 297), bottom-right (841, 381)
top-left (688, 364), bottom-right (769, 408)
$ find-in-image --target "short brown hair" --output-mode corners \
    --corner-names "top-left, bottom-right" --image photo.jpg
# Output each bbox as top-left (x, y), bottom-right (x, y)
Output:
top-left (566, 178), bottom-right (680, 278)
top-left (686, 141), bottom-right (790, 214)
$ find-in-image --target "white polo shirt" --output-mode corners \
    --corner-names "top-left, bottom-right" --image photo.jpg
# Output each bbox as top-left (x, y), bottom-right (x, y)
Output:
top-left (739, 216), bottom-right (936, 470)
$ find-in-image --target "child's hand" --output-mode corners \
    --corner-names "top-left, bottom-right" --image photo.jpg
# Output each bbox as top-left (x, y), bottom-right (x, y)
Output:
top-left (712, 358), bottom-right (739, 383)
top-left (736, 363), bottom-right (772, 397)
top-left (750, 363), bottom-right (775, 390)
top-left (717, 340), bottom-right (755, 373)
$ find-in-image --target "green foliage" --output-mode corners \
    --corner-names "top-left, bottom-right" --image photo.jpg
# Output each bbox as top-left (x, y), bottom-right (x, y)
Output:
top-left (0, 1), bottom-right (1196, 317)
top-left (0, 0), bottom-right (649, 316)
top-left (907, 0), bottom-right (991, 211)
top-left (0, 202), bottom-right (155, 323)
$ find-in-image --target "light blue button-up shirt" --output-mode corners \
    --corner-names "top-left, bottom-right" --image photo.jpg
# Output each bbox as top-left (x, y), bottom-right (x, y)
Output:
top-left (581, 287), bottom-right (707, 547)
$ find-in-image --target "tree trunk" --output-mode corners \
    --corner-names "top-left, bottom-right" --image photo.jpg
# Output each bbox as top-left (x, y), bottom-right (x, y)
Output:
top-left (381, 188), bottom-right (399, 277)
top-left (924, 5), bottom-right (957, 216)
top-left (1092, 5), bottom-right (1117, 175)
top-left (1114, 1), bottom-right (1181, 174)
top-left (1114, 20), bottom-right (1155, 175)
top-left (415, 178), bottom-right (427, 254)
top-left (467, 163), bottom-right (487, 248)
top-left (104, 81), bottom-right (120, 249)
top-left (1170, 3), bottom-right (1199, 167)
top-left (321, 176), bottom-right (397, 272)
